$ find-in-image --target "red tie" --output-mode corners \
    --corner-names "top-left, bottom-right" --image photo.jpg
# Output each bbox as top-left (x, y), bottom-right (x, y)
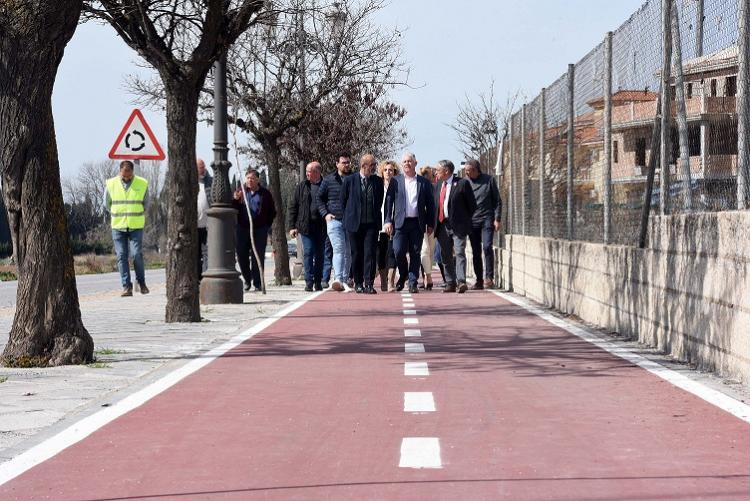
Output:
top-left (438, 182), bottom-right (447, 222)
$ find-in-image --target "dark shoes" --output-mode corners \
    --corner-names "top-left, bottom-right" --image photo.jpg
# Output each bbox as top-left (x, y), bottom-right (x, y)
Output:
top-left (121, 285), bottom-right (133, 297)
top-left (471, 281), bottom-right (484, 290)
top-left (305, 283), bottom-right (314, 292)
top-left (443, 283), bottom-right (456, 293)
top-left (321, 281), bottom-right (329, 289)
top-left (364, 285), bottom-right (377, 294)
top-left (355, 285), bottom-right (365, 294)
top-left (457, 282), bottom-right (468, 294)
top-left (408, 283), bottom-right (419, 293)
top-left (484, 279), bottom-right (494, 289)
top-left (314, 283), bottom-right (323, 291)
top-left (396, 279), bottom-right (406, 292)
top-left (137, 282), bottom-right (149, 294)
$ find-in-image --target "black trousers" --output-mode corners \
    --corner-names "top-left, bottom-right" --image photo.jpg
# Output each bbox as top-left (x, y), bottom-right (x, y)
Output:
top-left (236, 225), bottom-right (269, 289)
top-left (197, 227), bottom-right (208, 280)
top-left (469, 217), bottom-right (495, 280)
top-left (348, 223), bottom-right (379, 287)
top-left (377, 232), bottom-right (397, 270)
top-left (393, 217), bottom-right (424, 286)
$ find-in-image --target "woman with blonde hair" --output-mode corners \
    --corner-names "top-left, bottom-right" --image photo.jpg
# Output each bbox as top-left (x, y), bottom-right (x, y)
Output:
top-left (418, 165), bottom-right (437, 290)
top-left (377, 160), bottom-right (400, 291)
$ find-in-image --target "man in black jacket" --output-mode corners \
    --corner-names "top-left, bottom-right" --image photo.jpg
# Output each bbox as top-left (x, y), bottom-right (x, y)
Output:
top-left (233, 168), bottom-right (277, 292)
top-left (341, 154), bottom-right (384, 294)
top-left (317, 154), bottom-right (352, 292)
top-left (434, 159), bottom-right (477, 293)
top-left (288, 161), bottom-right (325, 292)
top-left (464, 158), bottom-right (502, 290)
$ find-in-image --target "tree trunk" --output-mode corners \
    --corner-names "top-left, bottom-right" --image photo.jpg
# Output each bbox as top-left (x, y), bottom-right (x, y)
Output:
top-left (0, 0), bottom-right (93, 366)
top-left (163, 81), bottom-right (201, 322)
top-left (264, 140), bottom-right (292, 285)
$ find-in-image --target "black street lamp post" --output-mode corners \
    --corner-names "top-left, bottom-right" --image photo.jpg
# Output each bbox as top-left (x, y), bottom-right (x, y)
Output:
top-left (200, 54), bottom-right (244, 304)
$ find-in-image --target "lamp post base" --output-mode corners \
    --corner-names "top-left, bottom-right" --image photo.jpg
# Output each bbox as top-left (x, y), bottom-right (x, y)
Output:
top-left (200, 274), bottom-right (243, 304)
top-left (199, 205), bottom-right (243, 304)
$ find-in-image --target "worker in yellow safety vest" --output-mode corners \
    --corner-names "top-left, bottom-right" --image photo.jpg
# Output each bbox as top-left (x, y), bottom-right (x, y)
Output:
top-left (105, 160), bottom-right (150, 297)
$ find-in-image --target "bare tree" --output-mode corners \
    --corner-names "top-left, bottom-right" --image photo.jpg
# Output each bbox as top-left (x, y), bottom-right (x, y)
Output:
top-left (84, 0), bottom-right (266, 321)
top-left (0, 0), bottom-right (94, 366)
top-left (286, 82), bottom-right (408, 171)
top-left (449, 81), bottom-right (521, 165)
top-left (63, 160), bottom-right (119, 212)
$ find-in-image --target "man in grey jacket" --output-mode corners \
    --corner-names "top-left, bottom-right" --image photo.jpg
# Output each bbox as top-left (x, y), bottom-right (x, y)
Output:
top-left (464, 158), bottom-right (501, 289)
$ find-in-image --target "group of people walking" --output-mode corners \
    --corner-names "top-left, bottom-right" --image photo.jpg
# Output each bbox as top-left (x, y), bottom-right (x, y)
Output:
top-left (288, 151), bottom-right (502, 295)
top-left (105, 151), bottom-right (501, 297)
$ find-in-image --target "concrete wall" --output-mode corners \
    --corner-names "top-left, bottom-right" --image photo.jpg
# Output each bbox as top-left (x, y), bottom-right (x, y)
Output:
top-left (497, 210), bottom-right (750, 383)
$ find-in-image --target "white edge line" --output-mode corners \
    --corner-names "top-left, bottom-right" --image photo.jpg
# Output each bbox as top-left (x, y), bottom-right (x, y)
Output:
top-left (0, 290), bottom-right (325, 487)
top-left (490, 290), bottom-right (750, 423)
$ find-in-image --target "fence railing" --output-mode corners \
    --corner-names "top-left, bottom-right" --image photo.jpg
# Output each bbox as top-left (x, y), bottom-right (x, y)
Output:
top-left (501, 0), bottom-right (750, 247)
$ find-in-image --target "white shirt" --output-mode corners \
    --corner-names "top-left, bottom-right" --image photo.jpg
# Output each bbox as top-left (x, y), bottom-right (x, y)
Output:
top-left (404, 174), bottom-right (419, 218)
top-left (442, 174), bottom-right (455, 218)
top-left (197, 178), bottom-right (210, 228)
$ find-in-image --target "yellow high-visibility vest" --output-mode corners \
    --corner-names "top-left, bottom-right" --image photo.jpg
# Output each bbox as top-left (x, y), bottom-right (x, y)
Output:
top-left (106, 176), bottom-right (148, 230)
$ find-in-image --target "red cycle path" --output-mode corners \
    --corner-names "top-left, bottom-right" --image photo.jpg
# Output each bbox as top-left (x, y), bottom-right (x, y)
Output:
top-left (2, 290), bottom-right (750, 500)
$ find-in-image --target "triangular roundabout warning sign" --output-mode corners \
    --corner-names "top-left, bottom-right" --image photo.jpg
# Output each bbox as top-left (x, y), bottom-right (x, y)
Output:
top-left (108, 109), bottom-right (165, 160)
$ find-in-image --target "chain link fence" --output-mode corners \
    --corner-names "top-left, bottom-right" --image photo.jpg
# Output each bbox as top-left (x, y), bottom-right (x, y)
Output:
top-left (502, 0), bottom-right (749, 247)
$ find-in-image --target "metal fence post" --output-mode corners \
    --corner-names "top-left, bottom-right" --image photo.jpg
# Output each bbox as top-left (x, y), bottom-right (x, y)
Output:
top-left (521, 104), bottom-right (527, 236)
top-left (539, 88), bottom-right (546, 238)
top-left (738, 0), bottom-right (750, 209)
top-left (509, 115), bottom-right (515, 233)
top-left (671, 0), bottom-right (693, 211)
top-left (567, 64), bottom-right (575, 240)
top-left (604, 32), bottom-right (613, 243)
top-left (660, 0), bottom-right (673, 215)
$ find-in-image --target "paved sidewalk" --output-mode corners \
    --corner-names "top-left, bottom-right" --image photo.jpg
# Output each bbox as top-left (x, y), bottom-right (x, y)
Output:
top-left (0, 275), bottom-right (310, 462)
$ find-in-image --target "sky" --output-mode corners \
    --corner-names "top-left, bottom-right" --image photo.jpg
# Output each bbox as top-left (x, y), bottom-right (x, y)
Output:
top-left (52, 0), bottom-right (646, 179)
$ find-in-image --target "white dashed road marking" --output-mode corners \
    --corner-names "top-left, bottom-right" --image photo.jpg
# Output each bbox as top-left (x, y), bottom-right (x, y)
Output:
top-left (405, 343), bottom-right (425, 353)
top-left (399, 438), bottom-right (442, 468)
top-left (404, 329), bottom-right (421, 337)
top-left (404, 392), bottom-right (436, 412)
top-left (404, 318), bottom-right (419, 325)
top-left (404, 362), bottom-right (429, 376)
top-left (403, 309), bottom-right (417, 315)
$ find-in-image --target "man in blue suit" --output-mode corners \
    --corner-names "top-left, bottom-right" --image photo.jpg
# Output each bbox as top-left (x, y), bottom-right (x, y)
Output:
top-left (341, 154), bottom-right (384, 294)
top-left (383, 152), bottom-right (436, 293)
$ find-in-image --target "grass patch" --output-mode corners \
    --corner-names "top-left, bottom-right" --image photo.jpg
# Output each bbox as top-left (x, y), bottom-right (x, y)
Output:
top-left (0, 253), bottom-right (165, 279)
top-left (86, 362), bottom-right (111, 369)
top-left (95, 348), bottom-right (124, 356)
top-left (0, 270), bottom-right (17, 281)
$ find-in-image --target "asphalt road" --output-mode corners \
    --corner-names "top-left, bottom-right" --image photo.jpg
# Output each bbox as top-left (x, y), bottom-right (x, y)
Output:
top-left (0, 268), bottom-right (166, 308)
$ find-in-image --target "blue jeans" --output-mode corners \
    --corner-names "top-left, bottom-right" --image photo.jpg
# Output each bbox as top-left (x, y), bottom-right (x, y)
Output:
top-left (323, 234), bottom-right (333, 282)
top-left (301, 222), bottom-right (326, 286)
top-left (326, 218), bottom-right (350, 283)
top-left (112, 228), bottom-right (145, 287)
top-left (393, 218), bottom-right (424, 286)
